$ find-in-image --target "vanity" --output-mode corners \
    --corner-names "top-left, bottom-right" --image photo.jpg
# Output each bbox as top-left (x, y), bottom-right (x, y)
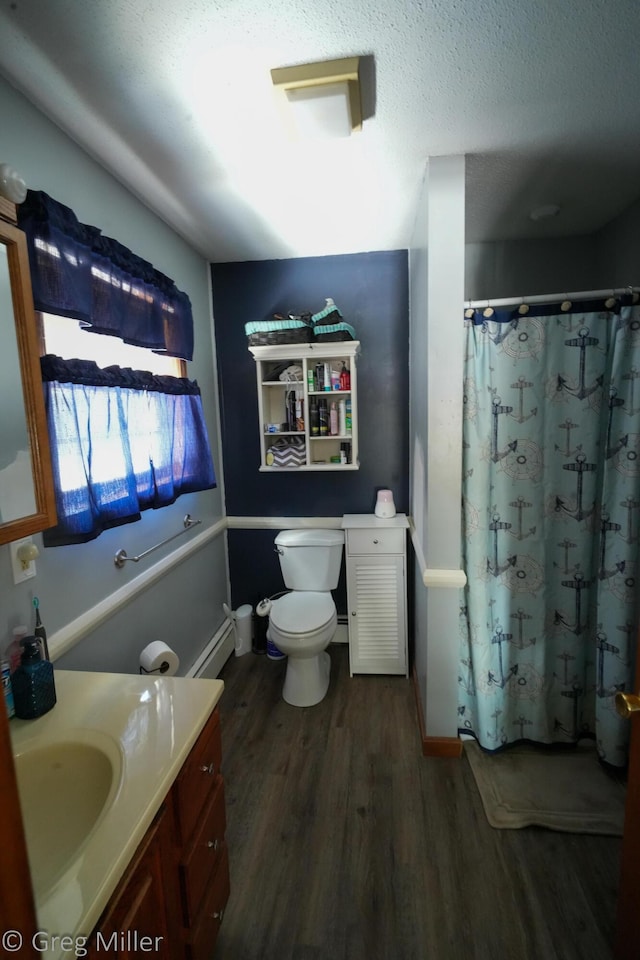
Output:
top-left (10, 670), bottom-right (229, 960)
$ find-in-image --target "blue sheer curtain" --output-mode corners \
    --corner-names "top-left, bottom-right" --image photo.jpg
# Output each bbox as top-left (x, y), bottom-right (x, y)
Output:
top-left (16, 191), bottom-right (215, 545)
top-left (460, 297), bottom-right (640, 767)
top-left (41, 357), bottom-right (216, 545)
top-left (17, 190), bottom-right (194, 359)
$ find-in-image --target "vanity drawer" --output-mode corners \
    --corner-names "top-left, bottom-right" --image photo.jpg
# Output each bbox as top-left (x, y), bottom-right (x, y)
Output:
top-left (180, 777), bottom-right (226, 925)
top-left (347, 527), bottom-right (405, 555)
top-left (173, 707), bottom-right (222, 846)
top-left (187, 846), bottom-right (230, 960)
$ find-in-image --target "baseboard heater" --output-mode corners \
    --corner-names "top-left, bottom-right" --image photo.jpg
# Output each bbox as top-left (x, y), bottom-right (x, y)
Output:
top-left (187, 618), bottom-right (235, 679)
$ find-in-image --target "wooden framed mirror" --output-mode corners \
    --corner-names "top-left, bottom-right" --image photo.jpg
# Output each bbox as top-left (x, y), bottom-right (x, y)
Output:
top-left (0, 200), bottom-right (56, 545)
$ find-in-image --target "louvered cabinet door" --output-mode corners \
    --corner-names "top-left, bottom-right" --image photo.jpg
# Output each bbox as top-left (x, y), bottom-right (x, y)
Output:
top-left (346, 552), bottom-right (408, 676)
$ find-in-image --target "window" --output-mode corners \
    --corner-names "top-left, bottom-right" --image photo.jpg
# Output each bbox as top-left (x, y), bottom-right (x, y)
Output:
top-left (18, 191), bottom-right (216, 546)
top-left (39, 312), bottom-right (185, 377)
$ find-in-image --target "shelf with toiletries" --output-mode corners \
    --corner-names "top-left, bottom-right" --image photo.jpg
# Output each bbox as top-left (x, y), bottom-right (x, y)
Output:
top-left (249, 342), bottom-right (360, 471)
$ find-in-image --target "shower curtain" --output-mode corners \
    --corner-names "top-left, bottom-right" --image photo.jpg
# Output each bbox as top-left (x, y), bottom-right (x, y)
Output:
top-left (459, 296), bottom-right (640, 767)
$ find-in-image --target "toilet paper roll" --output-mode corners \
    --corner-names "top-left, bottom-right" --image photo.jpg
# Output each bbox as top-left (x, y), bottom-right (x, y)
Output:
top-left (139, 640), bottom-right (180, 676)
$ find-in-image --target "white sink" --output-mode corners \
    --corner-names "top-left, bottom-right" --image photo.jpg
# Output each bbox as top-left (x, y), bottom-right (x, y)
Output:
top-left (14, 733), bottom-right (122, 897)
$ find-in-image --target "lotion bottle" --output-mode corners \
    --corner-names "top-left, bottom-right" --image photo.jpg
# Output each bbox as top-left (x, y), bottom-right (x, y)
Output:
top-left (339, 399), bottom-right (347, 436)
top-left (330, 402), bottom-right (338, 436)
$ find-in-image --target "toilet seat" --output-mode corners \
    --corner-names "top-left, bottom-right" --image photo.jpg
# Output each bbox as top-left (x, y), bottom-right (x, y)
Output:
top-left (269, 591), bottom-right (335, 637)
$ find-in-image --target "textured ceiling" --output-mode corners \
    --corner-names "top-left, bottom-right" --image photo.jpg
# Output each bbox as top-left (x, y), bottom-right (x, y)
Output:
top-left (1, 0), bottom-right (640, 261)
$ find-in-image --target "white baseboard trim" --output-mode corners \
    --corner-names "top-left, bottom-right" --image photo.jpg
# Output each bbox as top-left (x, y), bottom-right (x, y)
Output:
top-left (49, 518), bottom-right (227, 661)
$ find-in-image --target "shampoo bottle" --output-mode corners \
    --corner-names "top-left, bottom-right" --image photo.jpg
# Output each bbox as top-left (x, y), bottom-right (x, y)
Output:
top-left (11, 637), bottom-right (57, 719)
top-left (319, 399), bottom-right (328, 436)
top-left (310, 397), bottom-right (319, 436)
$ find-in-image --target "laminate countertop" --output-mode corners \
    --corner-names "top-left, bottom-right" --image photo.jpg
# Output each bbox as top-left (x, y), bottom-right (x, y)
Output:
top-left (9, 669), bottom-right (224, 960)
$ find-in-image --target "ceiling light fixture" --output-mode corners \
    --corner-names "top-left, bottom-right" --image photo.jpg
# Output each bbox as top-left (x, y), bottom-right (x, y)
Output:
top-left (0, 163), bottom-right (27, 203)
top-left (529, 203), bottom-right (561, 222)
top-left (271, 57), bottom-right (362, 140)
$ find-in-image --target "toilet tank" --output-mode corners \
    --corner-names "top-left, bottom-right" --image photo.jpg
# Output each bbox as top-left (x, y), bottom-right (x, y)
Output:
top-left (275, 529), bottom-right (344, 591)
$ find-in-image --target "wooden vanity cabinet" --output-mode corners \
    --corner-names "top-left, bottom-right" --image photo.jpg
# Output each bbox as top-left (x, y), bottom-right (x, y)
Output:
top-left (87, 805), bottom-right (176, 960)
top-left (88, 705), bottom-right (229, 960)
top-left (172, 706), bottom-right (230, 960)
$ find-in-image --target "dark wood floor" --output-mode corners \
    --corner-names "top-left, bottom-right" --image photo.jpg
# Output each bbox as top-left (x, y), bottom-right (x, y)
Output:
top-left (214, 644), bottom-right (621, 960)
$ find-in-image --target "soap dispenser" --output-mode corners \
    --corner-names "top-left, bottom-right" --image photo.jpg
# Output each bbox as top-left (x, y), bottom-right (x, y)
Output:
top-left (11, 636), bottom-right (57, 719)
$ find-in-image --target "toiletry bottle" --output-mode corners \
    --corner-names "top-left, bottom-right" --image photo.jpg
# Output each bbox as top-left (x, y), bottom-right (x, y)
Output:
top-left (33, 598), bottom-right (49, 661)
top-left (331, 369), bottom-right (340, 391)
top-left (340, 363), bottom-right (350, 390)
top-left (1, 660), bottom-right (15, 718)
top-left (319, 399), bottom-right (328, 436)
top-left (345, 398), bottom-right (352, 432)
top-left (5, 625), bottom-right (27, 673)
top-left (310, 397), bottom-right (319, 436)
top-left (330, 402), bottom-right (338, 436)
top-left (324, 362), bottom-right (331, 391)
top-left (307, 366), bottom-right (315, 392)
top-left (339, 399), bottom-right (347, 436)
top-left (11, 637), bottom-right (57, 719)
top-left (287, 390), bottom-right (296, 431)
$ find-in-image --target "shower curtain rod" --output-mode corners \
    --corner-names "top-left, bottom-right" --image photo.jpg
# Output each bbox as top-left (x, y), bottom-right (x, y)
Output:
top-left (464, 285), bottom-right (640, 310)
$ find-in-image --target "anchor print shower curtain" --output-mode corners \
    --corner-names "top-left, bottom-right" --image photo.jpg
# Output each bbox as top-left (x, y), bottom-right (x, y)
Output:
top-left (459, 297), bottom-right (640, 767)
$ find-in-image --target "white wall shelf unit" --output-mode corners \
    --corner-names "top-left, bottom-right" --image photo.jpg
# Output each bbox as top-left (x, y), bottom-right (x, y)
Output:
top-left (249, 341), bottom-right (360, 472)
top-left (342, 513), bottom-right (409, 676)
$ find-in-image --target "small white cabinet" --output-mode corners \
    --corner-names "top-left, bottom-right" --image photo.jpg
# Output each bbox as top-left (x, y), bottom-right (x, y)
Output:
top-left (342, 514), bottom-right (409, 676)
top-left (249, 341), bottom-right (359, 472)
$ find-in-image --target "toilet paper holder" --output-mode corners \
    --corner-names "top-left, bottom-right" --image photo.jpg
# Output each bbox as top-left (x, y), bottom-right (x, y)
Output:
top-left (139, 640), bottom-right (180, 676)
top-left (140, 660), bottom-right (172, 675)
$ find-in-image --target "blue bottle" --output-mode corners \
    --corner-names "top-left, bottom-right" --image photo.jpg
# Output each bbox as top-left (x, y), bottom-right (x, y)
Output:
top-left (11, 637), bottom-right (57, 719)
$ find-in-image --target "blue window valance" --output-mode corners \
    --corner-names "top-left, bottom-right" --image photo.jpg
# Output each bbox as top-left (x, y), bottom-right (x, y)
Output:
top-left (40, 356), bottom-right (216, 546)
top-left (17, 190), bottom-right (194, 360)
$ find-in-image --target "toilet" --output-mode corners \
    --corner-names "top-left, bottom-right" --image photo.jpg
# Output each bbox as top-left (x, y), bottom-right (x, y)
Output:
top-left (269, 528), bottom-right (344, 707)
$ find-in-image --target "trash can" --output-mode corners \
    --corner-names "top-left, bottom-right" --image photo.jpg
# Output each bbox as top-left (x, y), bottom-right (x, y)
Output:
top-left (234, 604), bottom-right (253, 657)
top-left (253, 609), bottom-right (268, 654)
top-left (266, 628), bottom-right (286, 661)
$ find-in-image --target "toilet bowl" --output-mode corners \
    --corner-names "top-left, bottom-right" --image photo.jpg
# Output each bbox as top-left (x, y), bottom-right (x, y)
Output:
top-left (269, 591), bottom-right (337, 707)
top-left (271, 528), bottom-right (344, 707)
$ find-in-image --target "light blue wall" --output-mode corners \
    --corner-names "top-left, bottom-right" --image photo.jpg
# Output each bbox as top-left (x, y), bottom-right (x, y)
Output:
top-left (0, 75), bottom-right (228, 675)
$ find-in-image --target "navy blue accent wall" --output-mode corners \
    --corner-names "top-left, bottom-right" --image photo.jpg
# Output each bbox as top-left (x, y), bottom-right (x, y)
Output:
top-left (211, 250), bottom-right (409, 609)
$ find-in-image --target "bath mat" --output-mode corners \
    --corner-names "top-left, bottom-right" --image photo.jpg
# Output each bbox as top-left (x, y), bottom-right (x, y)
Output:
top-left (465, 740), bottom-right (626, 835)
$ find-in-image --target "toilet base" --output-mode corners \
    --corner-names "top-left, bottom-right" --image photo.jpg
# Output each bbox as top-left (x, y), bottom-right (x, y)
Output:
top-left (282, 650), bottom-right (331, 707)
